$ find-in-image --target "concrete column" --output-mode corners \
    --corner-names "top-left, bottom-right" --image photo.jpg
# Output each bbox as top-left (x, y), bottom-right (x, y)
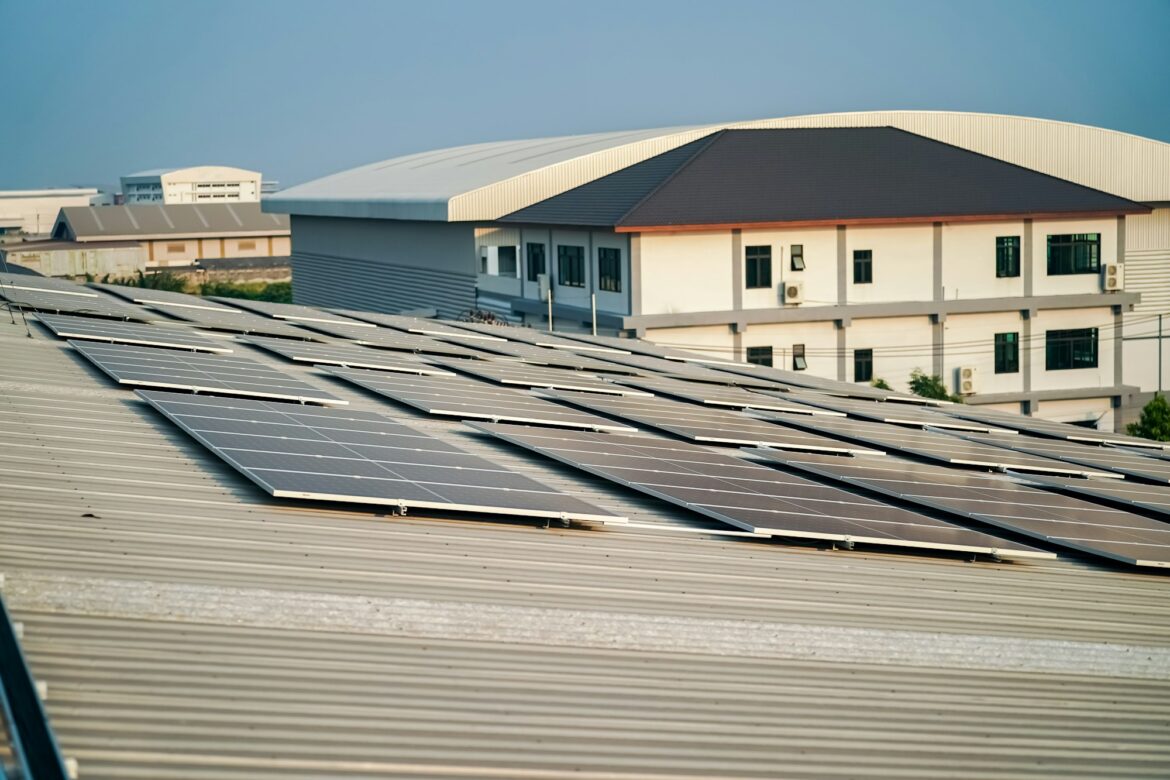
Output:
top-left (629, 234), bottom-right (641, 316)
top-left (932, 222), bottom-right (943, 301)
top-left (931, 313), bottom-right (945, 377)
top-left (1023, 219), bottom-right (1034, 297)
top-left (1117, 215), bottom-right (1126, 264)
top-left (836, 226), bottom-right (847, 304)
top-left (731, 229), bottom-right (743, 311)
top-left (1114, 305), bottom-right (1123, 388)
top-left (836, 319), bottom-right (847, 381)
top-left (1021, 310), bottom-right (1033, 396)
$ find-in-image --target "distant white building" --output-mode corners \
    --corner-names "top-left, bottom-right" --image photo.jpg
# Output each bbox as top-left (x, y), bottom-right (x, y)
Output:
top-left (121, 166), bottom-right (263, 205)
top-left (0, 188), bottom-right (108, 238)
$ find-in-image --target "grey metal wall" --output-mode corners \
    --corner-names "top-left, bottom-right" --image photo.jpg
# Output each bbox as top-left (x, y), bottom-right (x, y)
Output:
top-left (289, 216), bottom-right (476, 318)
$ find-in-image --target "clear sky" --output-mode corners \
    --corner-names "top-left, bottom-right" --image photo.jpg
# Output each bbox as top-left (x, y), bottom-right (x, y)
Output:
top-left (3, 0), bottom-right (1168, 190)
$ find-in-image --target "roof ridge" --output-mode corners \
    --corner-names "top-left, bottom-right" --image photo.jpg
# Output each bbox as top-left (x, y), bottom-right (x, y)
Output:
top-left (614, 130), bottom-right (727, 226)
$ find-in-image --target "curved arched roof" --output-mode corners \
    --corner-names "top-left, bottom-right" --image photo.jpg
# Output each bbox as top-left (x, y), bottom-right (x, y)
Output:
top-left (264, 112), bottom-right (1170, 223)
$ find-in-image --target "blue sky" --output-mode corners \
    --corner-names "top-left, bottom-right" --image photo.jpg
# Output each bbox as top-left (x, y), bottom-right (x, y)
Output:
top-left (2, 0), bottom-right (1168, 190)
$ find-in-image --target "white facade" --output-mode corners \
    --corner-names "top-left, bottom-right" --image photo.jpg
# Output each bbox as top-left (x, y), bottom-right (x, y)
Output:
top-left (0, 189), bottom-right (104, 237)
top-left (121, 166), bottom-right (262, 205)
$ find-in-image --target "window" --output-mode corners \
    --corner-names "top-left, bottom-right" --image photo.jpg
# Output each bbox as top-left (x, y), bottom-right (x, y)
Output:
top-left (746, 346), bottom-right (773, 367)
top-left (790, 244), bottom-right (806, 271)
top-left (238, 240), bottom-right (256, 251)
top-left (745, 246), bottom-right (772, 289)
top-left (853, 249), bottom-right (873, 284)
top-left (598, 247), bottom-right (622, 292)
top-left (994, 332), bottom-right (1020, 374)
top-left (854, 348), bottom-right (873, 383)
top-left (557, 245), bottom-right (585, 287)
top-left (1047, 234), bottom-right (1100, 275)
top-left (996, 236), bottom-right (1020, 278)
top-left (526, 243), bottom-right (546, 282)
top-left (478, 248), bottom-right (488, 274)
top-left (1046, 328), bottom-right (1098, 370)
top-left (498, 246), bottom-right (518, 277)
top-left (792, 343), bottom-right (807, 371)
top-left (166, 243), bottom-right (185, 253)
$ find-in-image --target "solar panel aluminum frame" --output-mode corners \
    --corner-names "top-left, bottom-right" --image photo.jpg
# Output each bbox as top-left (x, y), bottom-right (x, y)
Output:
top-left (1013, 473), bottom-right (1170, 523)
top-left (242, 337), bottom-right (456, 376)
top-left (36, 314), bottom-right (234, 353)
top-left (91, 283), bottom-right (239, 311)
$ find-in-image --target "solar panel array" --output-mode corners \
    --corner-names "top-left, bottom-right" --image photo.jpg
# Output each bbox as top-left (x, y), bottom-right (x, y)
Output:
top-left (447, 322), bottom-right (633, 353)
top-left (615, 374), bottom-right (846, 416)
top-left (326, 367), bottom-right (636, 431)
top-left (556, 332), bottom-right (742, 365)
top-left (756, 450), bottom-right (1170, 568)
top-left (941, 404), bottom-right (1170, 450)
top-left (428, 356), bottom-right (652, 396)
top-left (210, 297), bottom-right (377, 326)
top-left (0, 272), bottom-right (99, 296)
top-left (333, 310), bottom-right (505, 340)
top-left (1, 287), bottom-right (158, 321)
top-left (546, 390), bottom-right (880, 453)
top-left (476, 423), bottom-right (1047, 557)
top-left (437, 334), bottom-right (636, 373)
top-left (137, 390), bottom-right (621, 523)
top-left (71, 340), bottom-right (346, 405)
top-left (592, 351), bottom-right (777, 386)
top-left (715, 362), bottom-right (937, 404)
top-left (959, 433), bottom-right (1170, 484)
top-left (761, 412), bottom-right (1117, 477)
top-left (1018, 473), bottom-right (1170, 523)
top-left (242, 336), bottom-right (455, 376)
top-left (92, 283), bottom-right (239, 311)
top-left (305, 321), bottom-right (487, 358)
top-left (150, 303), bottom-right (320, 340)
top-left (773, 391), bottom-right (1014, 432)
top-left (37, 313), bottom-right (234, 353)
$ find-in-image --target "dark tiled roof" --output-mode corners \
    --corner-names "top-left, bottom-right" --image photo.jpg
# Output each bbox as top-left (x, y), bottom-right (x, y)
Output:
top-left (56, 203), bottom-right (290, 241)
top-left (502, 128), bottom-right (1148, 229)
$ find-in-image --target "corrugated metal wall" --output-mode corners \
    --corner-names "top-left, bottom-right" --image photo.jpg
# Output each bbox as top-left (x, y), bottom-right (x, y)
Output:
top-left (1126, 210), bottom-right (1170, 313)
top-left (292, 252), bottom-right (474, 318)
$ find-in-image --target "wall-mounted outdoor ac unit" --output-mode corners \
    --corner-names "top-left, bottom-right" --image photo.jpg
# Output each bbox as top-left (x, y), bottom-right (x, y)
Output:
top-left (783, 281), bottom-right (804, 305)
top-left (1102, 263), bottom-right (1124, 292)
top-left (958, 366), bottom-right (978, 396)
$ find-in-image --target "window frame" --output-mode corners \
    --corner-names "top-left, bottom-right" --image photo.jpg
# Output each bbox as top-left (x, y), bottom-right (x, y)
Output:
top-left (745, 245), bottom-right (772, 289)
top-left (497, 245), bottom-right (518, 278)
top-left (854, 348), bottom-right (874, 383)
top-left (1047, 234), bottom-right (1101, 276)
top-left (1045, 328), bottom-right (1099, 370)
top-left (994, 332), bottom-right (1020, 374)
top-left (525, 242), bottom-right (546, 283)
top-left (790, 244), bottom-right (806, 272)
top-left (792, 343), bottom-right (807, 371)
top-left (556, 245), bottom-right (586, 288)
top-left (597, 247), bottom-right (622, 293)
top-left (853, 249), bottom-right (873, 284)
top-left (996, 236), bottom-right (1021, 278)
top-left (746, 345), bottom-right (774, 367)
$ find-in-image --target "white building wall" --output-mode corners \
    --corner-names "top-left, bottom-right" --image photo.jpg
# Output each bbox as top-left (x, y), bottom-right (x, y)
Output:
top-left (1032, 218), bottom-right (1117, 296)
top-left (738, 320), bottom-right (841, 377)
top-left (1037, 397), bottom-right (1114, 430)
top-left (0, 189), bottom-right (101, 236)
top-left (846, 316), bottom-right (935, 390)
top-left (940, 311), bottom-right (1028, 396)
top-left (1029, 307), bottom-right (1118, 393)
top-left (740, 226), bottom-right (838, 309)
top-left (845, 225), bottom-right (933, 303)
top-left (643, 323), bottom-right (735, 361)
top-left (941, 221), bottom-right (1026, 301)
top-left (639, 232), bottom-right (734, 315)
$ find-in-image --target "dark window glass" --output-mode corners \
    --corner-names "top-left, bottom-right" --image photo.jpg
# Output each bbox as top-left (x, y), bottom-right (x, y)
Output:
top-left (853, 249), bottom-right (873, 284)
top-left (478, 248), bottom-right (488, 274)
top-left (1046, 328), bottom-right (1098, 370)
top-left (996, 236), bottom-right (1020, 278)
top-left (994, 332), bottom-right (1020, 374)
top-left (497, 246), bottom-right (517, 277)
top-left (598, 247), bottom-right (622, 292)
top-left (790, 244), bottom-right (806, 271)
top-left (526, 243), bottom-right (546, 282)
top-left (746, 346), bottom-right (773, 367)
top-left (854, 348), bottom-right (873, 383)
top-left (745, 246), bottom-right (772, 289)
top-left (1047, 234), bottom-right (1100, 275)
top-left (557, 245), bottom-right (585, 288)
top-left (792, 343), bottom-right (807, 371)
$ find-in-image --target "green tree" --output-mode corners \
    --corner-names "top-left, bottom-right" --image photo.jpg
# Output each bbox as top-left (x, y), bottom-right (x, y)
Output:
top-left (1127, 394), bottom-right (1170, 442)
top-left (871, 378), bottom-right (893, 390)
top-left (909, 368), bottom-right (960, 402)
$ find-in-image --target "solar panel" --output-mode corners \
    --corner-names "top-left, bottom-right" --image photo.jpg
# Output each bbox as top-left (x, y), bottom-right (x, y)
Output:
top-left (615, 375), bottom-right (846, 416)
top-left (714, 362), bottom-right (938, 404)
top-left (91, 283), bottom-right (238, 311)
top-left (428, 356), bottom-right (652, 395)
top-left (304, 321), bottom-right (488, 358)
top-left (958, 433), bottom-right (1170, 484)
top-left (136, 390), bottom-right (621, 523)
top-left (437, 334), bottom-right (637, 373)
top-left (758, 412), bottom-right (1118, 478)
top-left (754, 449), bottom-right (1170, 568)
top-left (592, 351), bottom-right (779, 387)
top-left (769, 391), bottom-right (1016, 433)
top-left (446, 322), bottom-right (633, 353)
top-left (332, 310), bottom-right (506, 340)
top-left (36, 313), bottom-right (234, 353)
top-left (476, 422), bottom-right (1046, 558)
top-left (208, 297), bottom-right (377, 326)
top-left (0, 272), bottom-right (99, 297)
top-left (242, 336), bottom-right (455, 376)
top-left (940, 404), bottom-right (1170, 450)
top-left (555, 332), bottom-right (742, 365)
top-left (1, 287), bottom-right (158, 321)
top-left (326, 367), bottom-right (635, 431)
top-left (70, 340), bottom-right (346, 405)
top-left (151, 303), bottom-right (320, 340)
top-left (1017, 473), bottom-right (1170, 523)
top-left (545, 390), bottom-right (880, 454)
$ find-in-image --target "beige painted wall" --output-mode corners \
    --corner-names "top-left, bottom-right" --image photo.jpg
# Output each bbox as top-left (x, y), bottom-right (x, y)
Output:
top-left (1028, 307), bottom-right (1117, 393)
top-left (639, 231), bottom-right (734, 315)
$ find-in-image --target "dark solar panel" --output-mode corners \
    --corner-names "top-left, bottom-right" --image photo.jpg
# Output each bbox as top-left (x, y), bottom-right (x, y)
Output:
top-left (714, 362), bottom-right (937, 404)
top-left (545, 390), bottom-right (879, 453)
top-left (445, 323), bottom-right (633, 353)
top-left (137, 390), bottom-right (622, 523)
top-left (1, 287), bottom-right (160, 321)
top-left (70, 340), bottom-right (345, 405)
top-left (759, 412), bottom-right (1117, 478)
top-left (615, 375), bottom-right (845, 416)
top-left (91, 283), bottom-right (238, 311)
top-left (555, 332), bottom-right (742, 365)
top-left (476, 422), bottom-right (1047, 558)
top-left (940, 404), bottom-right (1170, 450)
top-left (1017, 473), bottom-right (1170, 523)
top-left (36, 313), bottom-right (233, 353)
top-left (305, 321), bottom-right (487, 358)
top-left (437, 335), bottom-right (636, 373)
top-left (150, 304), bottom-right (320, 340)
top-left (773, 391), bottom-right (1013, 433)
top-left (209, 297), bottom-right (376, 326)
top-left (332, 310), bottom-right (506, 340)
top-left (242, 336), bottom-right (455, 375)
top-left (326, 367), bottom-right (636, 431)
top-left (591, 351), bottom-right (778, 387)
top-left (959, 433), bottom-right (1170, 484)
top-left (753, 449), bottom-right (1170, 568)
top-left (0, 272), bottom-right (99, 296)
top-left (428, 356), bottom-right (652, 395)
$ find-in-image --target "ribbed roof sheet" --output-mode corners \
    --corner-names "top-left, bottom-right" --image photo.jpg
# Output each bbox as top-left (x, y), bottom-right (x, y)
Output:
top-left (56, 203), bottom-right (289, 241)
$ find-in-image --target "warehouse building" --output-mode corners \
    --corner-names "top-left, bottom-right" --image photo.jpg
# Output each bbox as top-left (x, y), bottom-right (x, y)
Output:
top-left (265, 112), bottom-right (1170, 429)
top-left (0, 188), bottom-right (109, 239)
top-left (121, 165), bottom-right (263, 205)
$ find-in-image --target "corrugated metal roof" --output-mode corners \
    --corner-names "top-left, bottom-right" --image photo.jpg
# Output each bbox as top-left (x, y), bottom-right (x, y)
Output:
top-left (56, 203), bottom-right (289, 241)
top-left (2, 317), bottom-right (1170, 778)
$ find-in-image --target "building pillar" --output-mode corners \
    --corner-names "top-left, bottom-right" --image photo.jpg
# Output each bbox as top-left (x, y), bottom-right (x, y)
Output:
top-left (836, 225), bottom-right (847, 304)
top-left (1117, 215), bottom-right (1126, 264)
top-left (1021, 308), bottom-right (1033, 399)
top-left (931, 313), bottom-right (945, 377)
top-left (1023, 219), bottom-right (1034, 298)
top-left (629, 234), bottom-right (641, 317)
top-left (835, 319), bottom-right (847, 381)
top-left (731, 229), bottom-right (743, 311)
top-left (932, 222), bottom-right (943, 301)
